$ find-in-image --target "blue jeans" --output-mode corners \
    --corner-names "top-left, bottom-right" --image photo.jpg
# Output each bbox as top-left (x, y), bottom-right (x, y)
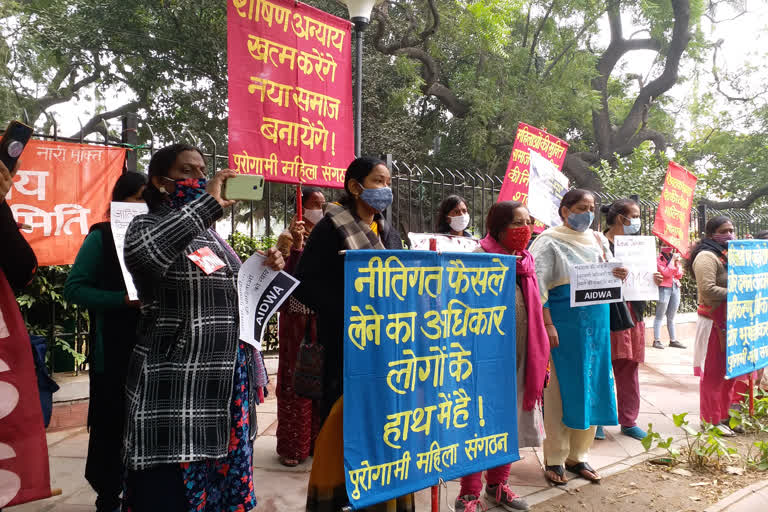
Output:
top-left (654, 284), bottom-right (680, 341)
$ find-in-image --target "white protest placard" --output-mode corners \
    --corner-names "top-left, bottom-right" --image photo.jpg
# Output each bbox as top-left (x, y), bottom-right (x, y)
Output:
top-left (237, 253), bottom-right (299, 349)
top-left (528, 151), bottom-right (569, 227)
top-left (110, 201), bottom-right (149, 300)
top-left (614, 235), bottom-right (659, 301)
top-left (569, 261), bottom-right (624, 307)
top-left (407, 233), bottom-right (480, 253)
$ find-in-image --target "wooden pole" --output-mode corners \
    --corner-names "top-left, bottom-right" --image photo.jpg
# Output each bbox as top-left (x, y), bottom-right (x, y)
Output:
top-left (749, 374), bottom-right (755, 416)
top-left (296, 184), bottom-right (303, 222)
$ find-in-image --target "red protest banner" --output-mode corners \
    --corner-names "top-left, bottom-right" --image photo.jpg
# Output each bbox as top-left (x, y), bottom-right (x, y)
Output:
top-left (227, 0), bottom-right (354, 188)
top-left (653, 161), bottom-right (698, 255)
top-left (0, 273), bottom-right (51, 507)
top-left (498, 123), bottom-right (569, 205)
top-left (6, 140), bottom-right (126, 266)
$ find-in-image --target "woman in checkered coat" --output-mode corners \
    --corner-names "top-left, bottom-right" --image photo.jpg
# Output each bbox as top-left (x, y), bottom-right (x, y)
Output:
top-left (122, 144), bottom-right (284, 512)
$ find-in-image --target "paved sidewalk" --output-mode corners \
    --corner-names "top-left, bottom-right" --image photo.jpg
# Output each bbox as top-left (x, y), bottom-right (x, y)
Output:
top-left (705, 480), bottom-right (768, 512)
top-left (11, 322), bottom-right (705, 512)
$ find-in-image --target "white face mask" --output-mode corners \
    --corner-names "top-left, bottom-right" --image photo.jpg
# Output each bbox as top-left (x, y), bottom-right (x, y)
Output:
top-left (449, 213), bottom-right (470, 233)
top-left (304, 208), bottom-right (323, 225)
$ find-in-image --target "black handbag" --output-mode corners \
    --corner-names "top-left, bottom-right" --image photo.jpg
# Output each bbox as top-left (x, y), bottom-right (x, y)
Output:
top-left (609, 301), bottom-right (635, 332)
top-left (593, 232), bottom-right (636, 332)
top-left (293, 316), bottom-right (324, 401)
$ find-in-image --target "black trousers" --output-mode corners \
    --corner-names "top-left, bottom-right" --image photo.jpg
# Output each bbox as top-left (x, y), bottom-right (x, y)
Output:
top-left (85, 371), bottom-right (126, 511)
top-left (123, 465), bottom-right (187, 512)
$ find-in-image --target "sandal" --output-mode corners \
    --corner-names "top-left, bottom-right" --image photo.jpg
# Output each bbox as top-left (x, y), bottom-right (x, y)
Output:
top-left (544, 465), bottom-right (568, 486)
top-left (565, 461), bottom-right (601, 483)
top-left (279, 456), bottom-right (300, 467)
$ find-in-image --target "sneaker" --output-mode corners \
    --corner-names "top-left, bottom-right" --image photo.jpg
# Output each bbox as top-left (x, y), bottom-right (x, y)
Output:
top-left (714, 423), bottom-right (736, 437)
top-left (722, 419), bottom-right (745, 434)
top-left (653, 340), bottom-right (665, 349)
top-left (594, 425), bottom-right (606, 440)
top-left (455, 495), bottom-right (486, 512)
top-left (669, 340), bottom-right (687, 349)
top-left (621, 425), bottom-right (648, 440)
top-left (485, 484), bottom-right (530, 511)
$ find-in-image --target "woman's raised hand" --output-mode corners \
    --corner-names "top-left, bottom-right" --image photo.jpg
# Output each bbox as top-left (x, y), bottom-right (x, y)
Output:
top-left (206, 170), bottom-right (237, 209)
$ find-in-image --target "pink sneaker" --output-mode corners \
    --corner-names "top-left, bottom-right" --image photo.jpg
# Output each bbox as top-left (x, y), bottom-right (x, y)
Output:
top-left (455, 495), bottom-right (486, 512)
top-left (485, 483), bottom-right (530, 511)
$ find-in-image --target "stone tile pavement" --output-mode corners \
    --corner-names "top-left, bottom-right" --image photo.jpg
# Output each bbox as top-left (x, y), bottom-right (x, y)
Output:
top-left (10, 321), bottom-right (708, 512)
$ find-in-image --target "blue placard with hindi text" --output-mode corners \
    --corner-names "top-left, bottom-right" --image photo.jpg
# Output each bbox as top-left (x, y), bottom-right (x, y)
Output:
top-left (343, 250), bottom-right (519, 509)
top-left (726, 240), bottom-right (768, 378)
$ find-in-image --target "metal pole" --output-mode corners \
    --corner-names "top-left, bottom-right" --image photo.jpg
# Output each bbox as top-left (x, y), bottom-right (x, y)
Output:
top-left (122, 113), bottom-right (139, 173)
top-left (354, 26), bottom-right (364, 157)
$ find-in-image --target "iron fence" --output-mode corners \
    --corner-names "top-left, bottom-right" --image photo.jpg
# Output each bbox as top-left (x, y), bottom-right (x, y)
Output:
top-left (13, 114), bottom-right (768, 372)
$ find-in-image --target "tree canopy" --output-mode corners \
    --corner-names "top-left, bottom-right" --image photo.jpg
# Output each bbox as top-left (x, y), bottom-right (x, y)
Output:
top-left (1, 0), bottom-right (766, 207)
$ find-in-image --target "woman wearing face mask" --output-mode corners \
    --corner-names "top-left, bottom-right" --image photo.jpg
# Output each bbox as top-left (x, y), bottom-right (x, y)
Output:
top-left (436, 195), bottom-right (472, 236)
top-left (294, 157), bottom-right (412, 512)
top-left (654, 245), bottom-right (685, 349)
top-left (688, 216), bottom-right (738, 436)
top-left (64, 172), bottom-right (147, 512)
top-left (453, 201), bottom-right (549, 512)
top-left (594, 200), bottom-right (663, 442)
top-left (274, 186), bottom-right (326, 467)
top-left (122, 144), bottom-right (285, 512)
top-left (529, 189), bottom-right (625, 485)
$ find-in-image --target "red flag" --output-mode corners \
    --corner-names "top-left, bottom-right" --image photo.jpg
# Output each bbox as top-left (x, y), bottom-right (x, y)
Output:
top-left (7, 140), bottom-right (127, 266)
top-left (497, 123), bottom-right (568, 232)
top-left (0, 271), bottom-right (52, 507)
top-left (653, 161), bottom-right (698, 255)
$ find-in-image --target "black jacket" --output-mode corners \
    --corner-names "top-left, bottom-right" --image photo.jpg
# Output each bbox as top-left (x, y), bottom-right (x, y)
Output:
top-left (294, 211), bottom-right (401, 417)
top-left (0, 201), bottom-right (37, 291)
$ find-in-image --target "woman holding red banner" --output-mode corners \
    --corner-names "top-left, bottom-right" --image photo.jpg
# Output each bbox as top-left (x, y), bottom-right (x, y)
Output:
top-left (122, 143), bottom-right (284, 512)
top-left (294, 156), bottom-right (412, 512)
top-left (453, 201), bottom-right (549, 512)
top-left (274, 186), bottom-right (325, 467)
top-left (689, 215), bottom-right (739, 436)
top-left (529, 189), bottom-right (624, 486)
top-left (596, 199), bottom-right (663, 443)
top-left (64, 171), bottom-right (146, 512)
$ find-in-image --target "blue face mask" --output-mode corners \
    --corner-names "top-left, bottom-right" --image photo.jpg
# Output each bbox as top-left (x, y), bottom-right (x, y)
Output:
top-left (624, 217), bottom-right (641, 235)
top-left (567, 211), bottom-right (594, 232)
top-left (359, 186), bottom-right (393, 213)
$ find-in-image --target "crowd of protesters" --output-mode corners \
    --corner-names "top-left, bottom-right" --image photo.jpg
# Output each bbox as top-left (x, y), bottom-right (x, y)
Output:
top-left (7, 147), bottom-right (768, 512)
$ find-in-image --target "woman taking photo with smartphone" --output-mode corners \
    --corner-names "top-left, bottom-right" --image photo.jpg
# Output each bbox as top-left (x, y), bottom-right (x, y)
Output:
top-left (123, 144), bottom-right (284, 512)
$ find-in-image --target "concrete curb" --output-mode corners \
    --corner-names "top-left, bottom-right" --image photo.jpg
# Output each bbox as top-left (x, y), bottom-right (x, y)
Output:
top-left (704, 479), bottom-right (768, 512)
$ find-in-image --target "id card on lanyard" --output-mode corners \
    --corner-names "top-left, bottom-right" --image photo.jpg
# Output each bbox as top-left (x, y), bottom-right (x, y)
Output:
top-left (187, 247), bottom-right (226, 275)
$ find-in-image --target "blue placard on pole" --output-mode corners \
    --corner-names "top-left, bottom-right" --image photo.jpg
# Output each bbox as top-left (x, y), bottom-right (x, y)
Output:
top-left (726, 240), bottom-right (768, 378)
top-left (343, 250), bottom-right (519, 508)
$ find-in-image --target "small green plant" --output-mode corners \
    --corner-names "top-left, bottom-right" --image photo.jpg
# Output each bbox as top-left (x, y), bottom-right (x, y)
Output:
top-left (642, 422), bottom-right (681, 462)
top-left (228, 232), bottom-right (279, 262)
top-left (644, 413), bottom-right (738, 471)
top-left (747, 440), bottom-right (768, 471)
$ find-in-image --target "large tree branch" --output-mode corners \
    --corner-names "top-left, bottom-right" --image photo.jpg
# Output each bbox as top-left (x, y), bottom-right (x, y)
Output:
top-left (613, 0), bottom-right (691, 146)
top-left (699, 184), bottom-right (768, 209)
top-left (562, 151), bottom-right (603, 191)
top-left (711, 42), bottom-right (763, 102)
top-left (68, 101), bottom-right (142, 140)
top-left (372, 0), bottom-right (469, 117)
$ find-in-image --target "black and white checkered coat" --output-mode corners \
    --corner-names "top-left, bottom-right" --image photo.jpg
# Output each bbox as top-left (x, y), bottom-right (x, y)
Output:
top-left (123, 194), bottom-right (240, 470)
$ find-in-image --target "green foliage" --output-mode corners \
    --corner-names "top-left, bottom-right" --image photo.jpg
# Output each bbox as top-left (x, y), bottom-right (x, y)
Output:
top-left (227, 232), bottom-right (279, 262)
top-left (16, 266), bottom-right (87, 368)
top-left (594, 143), bottom-right (668, 200)
top-left (644, 412), bottom-right (740, 471)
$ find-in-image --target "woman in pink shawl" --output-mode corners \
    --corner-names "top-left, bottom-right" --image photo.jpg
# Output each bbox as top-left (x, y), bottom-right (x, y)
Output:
top-left (453, 201), bottom-right (550, 512)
